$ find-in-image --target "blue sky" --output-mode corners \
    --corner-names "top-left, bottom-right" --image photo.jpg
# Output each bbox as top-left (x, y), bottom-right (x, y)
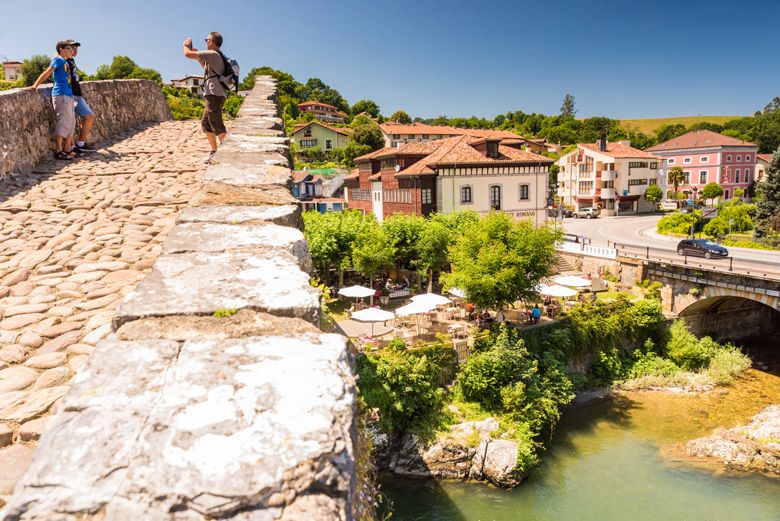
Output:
top-left (2, 0), bottom-right (778, 119)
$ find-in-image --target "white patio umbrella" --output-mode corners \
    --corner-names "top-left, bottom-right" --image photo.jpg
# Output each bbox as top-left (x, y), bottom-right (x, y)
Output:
top-left (553, 275), bottom-right (591, 288)
top-left (538, 284), bottom-right (578, 298)
top-left (395, 301), bottom-right (437, 337)
top-left (411, 293), bottom-right (452, 307)
top-left (448, 287), bottom-right (467, 299)
top-left (338, 285), bottom-right (376, 298)
top-left (351, 307), bottom-right (395, 337)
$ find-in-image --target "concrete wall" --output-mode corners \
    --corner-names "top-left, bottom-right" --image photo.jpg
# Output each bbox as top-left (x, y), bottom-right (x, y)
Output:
top-left (0, 80), bottom-right (171, 176)
top-left (3, 77), bottom-right (357, 520)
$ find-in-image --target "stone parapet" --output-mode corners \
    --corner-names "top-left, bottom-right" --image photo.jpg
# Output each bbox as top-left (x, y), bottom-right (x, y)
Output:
top-left (3, 77), bottom-right (356, 520)
top-left (0, 79), bottom-right (171, 176)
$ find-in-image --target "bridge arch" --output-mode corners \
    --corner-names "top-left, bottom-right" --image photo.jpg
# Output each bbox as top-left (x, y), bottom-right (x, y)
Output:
top-left (676, 294), bottom-right (780, 346)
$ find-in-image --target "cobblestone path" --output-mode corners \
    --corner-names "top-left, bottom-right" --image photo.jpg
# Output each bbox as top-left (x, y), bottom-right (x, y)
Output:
top-left (0, 121), bottom-right (207, 500)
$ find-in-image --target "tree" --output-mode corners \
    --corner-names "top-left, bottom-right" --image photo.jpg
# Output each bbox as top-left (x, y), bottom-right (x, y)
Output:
top-left (763, 96), bottom-right (780, 114)
top-left (754, 148), bottom-right (780, 239)
top-left (21, 55), bottom-right (52, 86)
top-left (352, 222), bottom-right (396, 288)
top-left (303, 77), bottom-right (349, 114)
top-left (343, 141), bottom-right (372, 167)
top-left (351, 99), bottom-right (380, 118)
top-left (302, 210), bottom-right (370, 287)
top-left (94, 56), bottom-right (161, 83)
top-left (667, 167), bottom-right (685, 206)
top-left (560, 94), bottom-right (576, 118)
top-left (655, 123), bottom-right (687, 144)
top-left (383, 214), bottom-right (426, 272)
top-left (413, 220), bottom-right (452, 293)
top-left (351, 118), bottom-right (385, 150)
top-left (644, 184), bottom-right (663, 212)
top-left (700, 182), bottom-right (724, 201)
top-left (441, 212), bottom-right (561, 310)
top-left (389, 110), bottom-right (412, 124)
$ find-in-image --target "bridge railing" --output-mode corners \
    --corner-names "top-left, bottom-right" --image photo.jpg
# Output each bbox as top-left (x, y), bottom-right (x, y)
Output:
top-left (614, 242), bottom-right (780, 280)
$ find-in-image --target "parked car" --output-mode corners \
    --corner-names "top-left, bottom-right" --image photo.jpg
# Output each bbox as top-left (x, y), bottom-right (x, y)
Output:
top-left (574, 207), bottom-right (600, 219)
top-left (676, 239), bottom-right (729, 259)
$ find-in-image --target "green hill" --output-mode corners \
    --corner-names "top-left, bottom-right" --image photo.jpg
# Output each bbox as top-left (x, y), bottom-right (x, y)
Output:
top-left (619, 116), bottom-right (742, 134)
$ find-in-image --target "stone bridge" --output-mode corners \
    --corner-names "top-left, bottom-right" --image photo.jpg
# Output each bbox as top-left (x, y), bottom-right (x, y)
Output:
top-left (0, 78), bottom-right (355, 520)
top-left (644, 261), bottom-right (780, 343)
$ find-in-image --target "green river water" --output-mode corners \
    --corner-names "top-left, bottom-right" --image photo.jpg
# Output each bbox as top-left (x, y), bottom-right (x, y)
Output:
top-left (381, 368), bottom-right (780, 521)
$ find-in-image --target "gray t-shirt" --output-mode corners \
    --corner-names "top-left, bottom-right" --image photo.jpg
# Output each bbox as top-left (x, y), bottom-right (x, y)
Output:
top-left (197, 50), bottom-right (226, 98)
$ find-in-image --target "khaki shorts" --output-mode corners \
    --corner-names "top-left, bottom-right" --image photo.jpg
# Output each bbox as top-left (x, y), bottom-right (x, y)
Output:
top-left (52, 95), bottom-right (76, 138)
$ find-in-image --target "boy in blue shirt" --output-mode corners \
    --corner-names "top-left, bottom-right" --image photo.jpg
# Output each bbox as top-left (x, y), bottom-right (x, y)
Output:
top-left (30, 41), bottom-right (77, 160)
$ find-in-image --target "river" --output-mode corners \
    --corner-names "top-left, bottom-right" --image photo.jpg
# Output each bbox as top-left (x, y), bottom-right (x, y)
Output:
top-left (381, 364), bottom-right (780, 521)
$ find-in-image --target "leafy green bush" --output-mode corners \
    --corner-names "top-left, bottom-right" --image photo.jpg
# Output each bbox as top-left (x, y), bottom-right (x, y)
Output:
top-left (356, 344), bottom-right (455, 434)
top-left (665, 320), bottom-right (716, 370)
top-left (705, 345), bottom-right (752, 385)
top-left (657, 211), bottom-right (703, 235)
top-left (629, 351), bottom-right (680, 378)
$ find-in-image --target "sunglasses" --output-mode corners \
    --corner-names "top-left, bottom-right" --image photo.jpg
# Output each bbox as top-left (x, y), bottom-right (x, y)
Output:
top-left (205, 38), bottom-right (212, 43)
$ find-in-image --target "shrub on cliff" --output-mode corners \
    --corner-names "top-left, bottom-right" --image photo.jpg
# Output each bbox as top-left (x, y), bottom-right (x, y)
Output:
top-left (356, 344), bottom-right (455, 435)
top-left (665, 320), bottom-right (717, 370)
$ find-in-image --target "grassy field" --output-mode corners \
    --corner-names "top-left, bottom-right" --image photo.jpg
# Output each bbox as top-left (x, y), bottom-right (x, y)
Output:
top-left (619, 116), bottom-right (742, 134)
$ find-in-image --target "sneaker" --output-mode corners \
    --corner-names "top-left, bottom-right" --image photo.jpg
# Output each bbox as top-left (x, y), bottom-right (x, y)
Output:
top-left (74, 143), bottom-right (97, 153)
top-left (70, 147), bottom-right (88, 157)
top-left (202, 151), bottom-right (216, 164)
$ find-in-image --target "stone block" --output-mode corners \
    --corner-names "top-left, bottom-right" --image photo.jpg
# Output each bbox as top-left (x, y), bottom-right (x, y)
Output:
top-left (161, 222), bottom-right (310, 270)
top-left (191, 182), bottom-right (297, 207)
top-left (203, 162), bottom-right (291, 189)
top-left (114, 251), bottom-right (320, 328)
top-left (177, 204), bottom-right (302, 229)
top-left (3, 334), bottom-right (355, 520)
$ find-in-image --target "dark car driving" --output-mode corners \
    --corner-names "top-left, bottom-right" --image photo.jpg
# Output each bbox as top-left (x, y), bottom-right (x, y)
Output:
top-left (676, 239), bottom-right (729, 259)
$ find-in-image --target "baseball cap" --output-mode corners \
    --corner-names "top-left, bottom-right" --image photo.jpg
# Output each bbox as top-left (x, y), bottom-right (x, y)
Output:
top-left (66, 40), bottom-right (81, 47)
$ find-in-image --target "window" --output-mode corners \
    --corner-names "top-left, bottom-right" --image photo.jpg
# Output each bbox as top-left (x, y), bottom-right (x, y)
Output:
top-left (628, 179), bottom-right (648, 186)
top-left (629, 162), bottom-right (648, 168)
top-left (724, 189), bottom-right (730, 200)
top-left (744, 168), bottom-right (751, 182)
top-left (699, 171), bottom-right (707, 184)
top-left (422, 134), bottom-right (429, 139)
top-left (304, 128), bottom-right (312, 137)
top-left (650, 162), bottom-right (658, 169)
top-left (683, 157), bottom-right (691, 164)
top-left (392, 134), bottom-right (400, 139)
top-left (735, 169), bottom-right (741, 183)
top-left (736, 155), bottom-right (742, 161)
top-left (300, 139), bottom-right (317, 148)
top-left (489, 185), bottom-right (501, 210)
top-left (648, 179), bottom-right (657, 185)
top-left (668, 158), bottom-right (675, 164)
top-left (325, 139), bottom-right (332, 150)
top-left (745, 155), bottom-right (751, 162)
top-left (518, 184), bottom-right (529, 200)
top-left (421, 188), bottom-right (432, 205)
top-left (683, 171), bottom-right (691, 184)
top-left (700, 156), bottom-right (709, 163)
top-left (487, 142), bottom-right (499, 158)
top-left (726, 155), bottom-right (732, 161)
top-left (460, 185), bottom-right (472, 204)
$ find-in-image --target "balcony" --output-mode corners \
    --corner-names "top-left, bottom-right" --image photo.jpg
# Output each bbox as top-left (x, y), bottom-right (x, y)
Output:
top-left (601, 187), bottom-right (617, 199)
top-left (601, 170), bottom-right (617, 181)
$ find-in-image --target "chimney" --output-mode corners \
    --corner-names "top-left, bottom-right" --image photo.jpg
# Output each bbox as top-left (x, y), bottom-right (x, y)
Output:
top-left (597, 138), bottom-right (607, 152)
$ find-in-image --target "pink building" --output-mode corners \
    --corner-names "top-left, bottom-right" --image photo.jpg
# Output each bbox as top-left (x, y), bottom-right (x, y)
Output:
top-left (647, 130), bottom-right (758, 201)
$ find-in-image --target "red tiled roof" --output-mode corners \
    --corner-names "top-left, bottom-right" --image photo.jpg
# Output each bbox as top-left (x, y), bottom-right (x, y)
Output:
top-left (646, 130), bottom-right (757, 151)
top-left (298, 100), bottom-right (338, 109)
top-left (2, 61), bottom-right (22, 65)
top-left (757, 153), bottom-right (773, 163)
top-left (344, 168), bottom-right (360, 180)
top-left (579, 142), bottom-right (660, 159)
top-left (354, 147), bottom-right (395, 161)
top-left (292, 172), bottom-right (324, 183)
top-left (292, 121), bottom-right (350, 136)
top-left (461, 128), bottom-right (520, 140)
top-left (380, 122), bottom-right (464, 136)
top-left (396, 136), bottom-right (553, 177)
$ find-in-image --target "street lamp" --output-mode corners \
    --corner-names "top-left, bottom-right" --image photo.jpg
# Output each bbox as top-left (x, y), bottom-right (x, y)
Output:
top-left (689, 186), bottom-right (699, 239)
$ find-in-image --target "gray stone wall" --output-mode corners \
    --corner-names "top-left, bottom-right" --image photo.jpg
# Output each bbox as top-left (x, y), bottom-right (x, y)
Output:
top-left (2, 77), bottom-right (357, 520)
top-left (0, 80), bottom-right (171, 176)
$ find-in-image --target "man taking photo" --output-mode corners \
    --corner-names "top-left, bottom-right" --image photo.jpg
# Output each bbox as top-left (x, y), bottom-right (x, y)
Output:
top-left (182, 32), bottom-right (227, 163)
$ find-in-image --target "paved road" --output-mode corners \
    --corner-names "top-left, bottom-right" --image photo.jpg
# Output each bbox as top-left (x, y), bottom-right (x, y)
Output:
top-left (562, 214), bottom-right (780, 265)
top-left (0, 121), bottom-right (207, 499)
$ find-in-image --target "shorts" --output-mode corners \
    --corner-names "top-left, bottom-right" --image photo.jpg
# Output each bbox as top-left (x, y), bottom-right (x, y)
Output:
top-left (202, 95), bottom-right (226, 135)
top-left (52, 95), bottom-right (76, 138)
top-left (74, 96), bottom-right (94, 117)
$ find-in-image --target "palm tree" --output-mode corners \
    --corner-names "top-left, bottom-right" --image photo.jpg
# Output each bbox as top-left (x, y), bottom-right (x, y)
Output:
top-left (667, 166), bottom-right (685, 208)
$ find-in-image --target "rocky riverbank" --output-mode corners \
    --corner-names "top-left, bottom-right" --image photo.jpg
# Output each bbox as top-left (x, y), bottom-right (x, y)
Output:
top-left (374, 417), bottom-right (522, 488)
top-left (684, 404), bottom-right (780, 476)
